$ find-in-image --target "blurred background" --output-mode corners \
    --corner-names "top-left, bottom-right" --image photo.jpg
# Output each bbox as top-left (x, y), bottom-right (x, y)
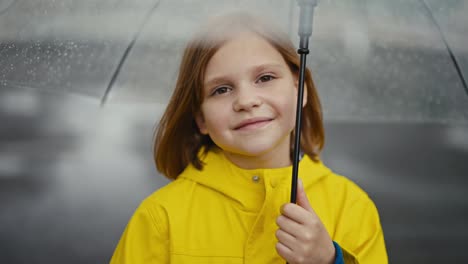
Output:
top-left (1, 0), bottom-right (467, 263)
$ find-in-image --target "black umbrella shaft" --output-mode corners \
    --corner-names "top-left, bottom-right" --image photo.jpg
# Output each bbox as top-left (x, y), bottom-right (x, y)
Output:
top-left (286, 2), bottom-right (315, 263)
top-left (291, 0), bottom-right (316, 204)
top-left (290, 51), bottom-right (308, 204)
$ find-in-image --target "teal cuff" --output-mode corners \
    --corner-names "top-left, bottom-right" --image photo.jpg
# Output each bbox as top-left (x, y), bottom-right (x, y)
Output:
top-left (333, 241), bottom-right (344, 264)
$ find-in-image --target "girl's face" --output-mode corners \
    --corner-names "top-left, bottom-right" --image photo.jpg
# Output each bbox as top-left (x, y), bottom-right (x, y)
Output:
top-left (196, 31), bottom-right (306, 169)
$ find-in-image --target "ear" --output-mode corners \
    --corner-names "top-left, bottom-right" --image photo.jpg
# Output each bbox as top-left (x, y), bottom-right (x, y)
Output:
top-left (294, 76), bottom-right (308, 107)
top-left (195, 112), bottom-right (209, 135)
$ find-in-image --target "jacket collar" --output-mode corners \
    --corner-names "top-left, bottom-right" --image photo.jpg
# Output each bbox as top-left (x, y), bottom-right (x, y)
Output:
top-left (179, 148), bottom-right (332, 211)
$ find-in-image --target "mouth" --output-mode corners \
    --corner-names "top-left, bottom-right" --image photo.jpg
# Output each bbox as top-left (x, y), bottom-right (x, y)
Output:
top-left (234, 117), bottom-right (274, 130)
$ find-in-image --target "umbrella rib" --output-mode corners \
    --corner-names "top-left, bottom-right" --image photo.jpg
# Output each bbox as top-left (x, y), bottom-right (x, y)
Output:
top-left (420, 0), bottom-right (468, 96)
top-left (100, 0), bottom-right (162, 107)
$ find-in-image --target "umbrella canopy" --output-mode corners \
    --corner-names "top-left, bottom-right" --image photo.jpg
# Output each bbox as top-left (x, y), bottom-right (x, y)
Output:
top-left (1, 0), bottom-right (467, 121)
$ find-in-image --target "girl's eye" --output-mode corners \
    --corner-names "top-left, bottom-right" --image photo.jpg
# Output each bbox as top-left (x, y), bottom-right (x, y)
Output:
top-left (257, 74), bottom-right (275, 83)
top-left (212, 86), bottom-right (231, 96)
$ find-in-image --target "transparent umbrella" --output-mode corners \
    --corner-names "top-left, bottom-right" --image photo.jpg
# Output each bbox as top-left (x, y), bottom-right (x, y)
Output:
top-left (1, 0), bottom-right (467, 122)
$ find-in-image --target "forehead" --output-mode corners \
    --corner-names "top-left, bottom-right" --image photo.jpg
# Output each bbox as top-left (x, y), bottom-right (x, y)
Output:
top-left (204, 31), bottom-right (286, 80)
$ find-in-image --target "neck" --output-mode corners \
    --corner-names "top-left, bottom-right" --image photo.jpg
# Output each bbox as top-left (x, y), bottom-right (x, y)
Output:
top-left (222, 145), bottom-right (292, 170)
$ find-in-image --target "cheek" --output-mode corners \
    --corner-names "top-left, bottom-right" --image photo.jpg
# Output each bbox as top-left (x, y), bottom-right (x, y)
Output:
top-left (280, 94), bottom-right (299, 129)
top-left (202, 102), bottom-right (229, 127)
top-left (279, 92), bottom-right (298, 116)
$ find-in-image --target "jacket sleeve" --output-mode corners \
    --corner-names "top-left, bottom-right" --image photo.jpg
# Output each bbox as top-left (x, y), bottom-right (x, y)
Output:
top-left (110, 200), bottom-right (169, 264)
top-left (338, 194), bottom-right (388, 264)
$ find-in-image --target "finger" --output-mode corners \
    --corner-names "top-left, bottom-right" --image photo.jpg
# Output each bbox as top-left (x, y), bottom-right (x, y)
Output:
top-left (275, 228), bottom-right (296, 248)
top-left (276, 215), bottom-right (304, 238)
top-left (280, 203), bottom-right (312, 225)
top-left (275, 242), bottom-right (294, 262)
top-left (296, 178), bottom-right (315, 214)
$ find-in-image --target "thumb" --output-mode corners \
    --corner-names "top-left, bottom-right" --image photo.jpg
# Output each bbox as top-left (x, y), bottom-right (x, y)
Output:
top-left (296, 178), bottom-right (313, 212)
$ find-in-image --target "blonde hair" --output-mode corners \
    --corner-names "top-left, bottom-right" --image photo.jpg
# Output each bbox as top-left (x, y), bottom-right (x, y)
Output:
top-left (154, 13), bottom-right (324, 179)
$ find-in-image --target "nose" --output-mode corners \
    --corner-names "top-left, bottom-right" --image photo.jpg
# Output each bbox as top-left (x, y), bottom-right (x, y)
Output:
top-left (233, 85), bottom-right (262, 112)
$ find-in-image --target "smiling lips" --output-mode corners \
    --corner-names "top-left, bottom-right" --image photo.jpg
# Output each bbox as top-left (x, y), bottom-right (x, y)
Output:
top-left (234, 117), bottom-right (273, 130)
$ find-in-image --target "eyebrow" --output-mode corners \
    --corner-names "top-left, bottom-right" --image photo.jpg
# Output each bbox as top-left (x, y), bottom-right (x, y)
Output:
top-left (204, 63), bottom-right (284, 88)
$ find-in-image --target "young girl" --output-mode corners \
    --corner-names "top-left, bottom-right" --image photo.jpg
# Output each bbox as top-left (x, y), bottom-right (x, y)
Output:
top-left (111, 13), bottom-right (387, 264)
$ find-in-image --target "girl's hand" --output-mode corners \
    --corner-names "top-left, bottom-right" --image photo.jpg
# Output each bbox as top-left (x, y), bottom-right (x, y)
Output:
top-left (275, 179), bottom-right (335, 264)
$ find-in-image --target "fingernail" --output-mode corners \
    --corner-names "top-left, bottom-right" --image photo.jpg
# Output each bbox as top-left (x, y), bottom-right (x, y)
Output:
top-left (298, 178), bottom-right (303, 189)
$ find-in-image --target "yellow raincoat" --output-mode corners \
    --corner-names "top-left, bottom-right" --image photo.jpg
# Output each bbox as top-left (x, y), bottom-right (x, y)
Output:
top-left (111, 148), bottom-right (387, 263)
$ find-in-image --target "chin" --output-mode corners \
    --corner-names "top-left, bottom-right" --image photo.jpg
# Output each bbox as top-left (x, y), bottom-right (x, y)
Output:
top-left (230, 142), bottom-right (283, 157)
top-left (216, 134), bottom-right (290, 158)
